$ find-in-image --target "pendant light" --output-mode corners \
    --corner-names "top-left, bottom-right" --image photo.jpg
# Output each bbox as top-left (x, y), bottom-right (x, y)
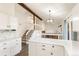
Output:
top-left (47, 10), bottom-right (53, 23)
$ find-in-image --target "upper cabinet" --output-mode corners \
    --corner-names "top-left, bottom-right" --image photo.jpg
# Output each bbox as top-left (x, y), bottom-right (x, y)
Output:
top-left (0, 3), bottom-right (34, 30)
top-left (0, 3), bottom-right (16, 30)
top-left (0, 14), bottom-right (18, 30)
top-left (0, 3), bottom-right (15, 16)
top-left (0, 13), bottom-right (9, 29)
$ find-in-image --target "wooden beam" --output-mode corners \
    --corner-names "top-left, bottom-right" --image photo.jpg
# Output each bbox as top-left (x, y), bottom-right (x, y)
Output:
top-left (18, 3), bottom-right (42, 21)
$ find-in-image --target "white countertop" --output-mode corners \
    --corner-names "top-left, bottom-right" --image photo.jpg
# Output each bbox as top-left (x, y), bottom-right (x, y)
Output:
top-left (0, 30), bottom-right (20, 42)
top-left (28, 30), bottom-right (79, 56)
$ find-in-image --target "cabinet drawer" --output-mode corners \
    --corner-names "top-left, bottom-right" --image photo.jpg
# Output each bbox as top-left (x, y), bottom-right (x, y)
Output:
top-left (0, 52), bottom-right (10, 56)
top-left (0, 46), bottom-right (10, 56)
top-left (38, 43), bottom-right (51, 48)
top-left (0, 42), bottom-right (9, 47)
top-left (29, 42), bottom-right (65, 56)
top-left (36, 43), bottom-right (53, 56)
top-left (2, 51), bottom-right (10, 56)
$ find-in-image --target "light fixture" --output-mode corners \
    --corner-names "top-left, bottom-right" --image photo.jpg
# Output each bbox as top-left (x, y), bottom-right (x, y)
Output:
top-left (47, 10), bottom-right (53, 23)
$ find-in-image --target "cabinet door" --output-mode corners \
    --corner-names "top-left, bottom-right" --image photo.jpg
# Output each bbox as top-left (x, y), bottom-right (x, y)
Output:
top-left (0, 41), bottom-right (10, 56)
top-left (10, 38), bottom-right (21, 56)
top-left (10, 39), bottom-right (16, 56)
top-left (1, 47), bottom-right (10, 56)
top-left (14, 39), bottom-right (21, 55)
top-left (9, 16), bottom-right (18, 29)
top-left (53, 45), bottom-right (65, 56)
top-left (36, 43), bottom-right (52, 56)
top-left (29, 42), bottom-right (38, 56)
top-left (0, 13), bottom-right (9, 29)
top-left (0, 46), bottom-right (10, 56)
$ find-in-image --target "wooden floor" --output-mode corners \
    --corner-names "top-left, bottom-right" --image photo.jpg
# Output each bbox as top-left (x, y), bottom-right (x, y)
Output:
top-left (16, 43), bottom-right (28, 56)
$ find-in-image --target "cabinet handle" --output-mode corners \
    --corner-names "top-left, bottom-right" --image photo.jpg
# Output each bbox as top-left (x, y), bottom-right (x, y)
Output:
top-left (16, 43), bottom-right (19, 45)
top-left (3, 48), bottom-right (7, 50)
top-left (16, 40), bottom-right (18, 41)
top-left (42, 48), bottom-right (46, 50)
top-left (51, 53), bottom-right (53, 55)
top-left (42, 45), bottom-right (45, 47)
top-left (52, 46), bottom-right (54, 48)
top-left (16, 39), bottom-right (19, 41)
top-left (19, 24), bottom-right (21, 25)
top-left (7, 25), bottom-right (10, 28)
top-left (4, 55), bottom-right (7, 56)
top-left (3, 43), bottom-right (7, 45)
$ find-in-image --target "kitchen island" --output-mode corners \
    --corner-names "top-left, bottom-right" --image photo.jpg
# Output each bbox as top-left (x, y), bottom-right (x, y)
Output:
top-left (27, 30), bottom-right (79, 56)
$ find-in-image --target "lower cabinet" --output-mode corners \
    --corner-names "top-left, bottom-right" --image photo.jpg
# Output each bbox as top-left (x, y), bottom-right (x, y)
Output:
top-left (29, 42), bottom-right (37, 56)
top-left (53, 45), bottom-right (65, 56)
top-left (10, 39), bottom-right (21, 56)
top-left (0, 38), bottom-right (21, 56)
top-left (29, 42), bottom-right (65, 56)
top-left (36, 43), bottom-right (52, 56)
top-left (0, 46), bottom-right (10, 56)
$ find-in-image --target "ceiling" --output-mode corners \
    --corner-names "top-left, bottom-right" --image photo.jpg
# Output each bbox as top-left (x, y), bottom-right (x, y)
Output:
top-left (25, 3), bottom-right (76, 23)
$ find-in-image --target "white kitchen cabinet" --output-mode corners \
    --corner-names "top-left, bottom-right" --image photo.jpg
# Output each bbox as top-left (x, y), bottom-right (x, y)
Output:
top-left (0, 47), bottom-right (10, 56)
top-left (10, 38), bottom-right (21, 56)
top-left (53, 45), bottom-right (65, 56)
top-left (0, 13), bottom-right (9, 29)
top-left (0, 13), bottom-right (18, 30)
top-left (0, 38), bottom-right (21, 56)
top-left (9, 16), bottom-right (18, 30)
top-left (29, 42), bottom-right (38, 56)
top-left (13, 38), bottom-right (21, 55)
top-left (0, 40), bottom-right (11, 56)
top-left (36, 43), bottom-right (53, 56)
top-left (10, 39), bottom-right (16, 56)
top-left (28, 42), bottom-right (65, 56)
